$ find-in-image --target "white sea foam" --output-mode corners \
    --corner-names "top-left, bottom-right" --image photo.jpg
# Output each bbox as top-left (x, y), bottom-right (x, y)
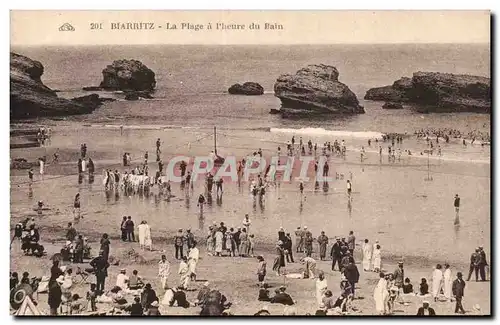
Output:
top-left (270, 127), bottom-right (385, 139)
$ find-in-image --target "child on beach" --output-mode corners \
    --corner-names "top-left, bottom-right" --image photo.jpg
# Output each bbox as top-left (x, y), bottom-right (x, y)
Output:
top-left (249, 234), bottom-right (255, 257)
top-left (401, 277), bottom-right (414, 305)
top-left (86, 283), bottom-right (98, 312)
top-left (257, 255), bottom-right (267, 285)
top-left (419, 278), bottom-right (430, 296)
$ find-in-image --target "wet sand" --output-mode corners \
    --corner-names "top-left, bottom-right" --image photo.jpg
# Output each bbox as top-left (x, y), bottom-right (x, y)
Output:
top-left (9, 124), bottom-right (491, 315)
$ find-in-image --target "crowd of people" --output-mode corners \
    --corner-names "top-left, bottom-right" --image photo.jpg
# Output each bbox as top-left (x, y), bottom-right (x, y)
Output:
top-left (11, 131), bottom-right (491, 317)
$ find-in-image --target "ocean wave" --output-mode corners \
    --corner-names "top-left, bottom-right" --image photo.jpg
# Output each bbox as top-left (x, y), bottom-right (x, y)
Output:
top-left (83, 124), bottom-right (185, 130)
top-left (270, 127), bottom-right (385, 139)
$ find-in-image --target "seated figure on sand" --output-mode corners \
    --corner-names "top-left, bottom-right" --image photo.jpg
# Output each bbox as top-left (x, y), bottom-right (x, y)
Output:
top-left (270, 286), bottom-right (295, 306)
top-left (161, 286), bottom-right (191, 308)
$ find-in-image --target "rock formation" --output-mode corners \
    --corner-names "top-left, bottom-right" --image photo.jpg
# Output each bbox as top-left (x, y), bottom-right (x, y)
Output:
top-left (382, 102), bottom-right (404, 109)
top-left (273, 64), bottom-right (364, 115)
top-left (364, 72), bottom-right (490, 113)
top-left (228, 82), bottom-right (264, 95)
top-left (10, 52), bottom-right (111, 119)
top-left (83, 59), bottom-right (156, 92)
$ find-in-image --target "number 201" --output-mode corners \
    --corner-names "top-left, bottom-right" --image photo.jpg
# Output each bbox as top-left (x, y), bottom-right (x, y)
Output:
top-left (90, 23), bottom-right (103, 30)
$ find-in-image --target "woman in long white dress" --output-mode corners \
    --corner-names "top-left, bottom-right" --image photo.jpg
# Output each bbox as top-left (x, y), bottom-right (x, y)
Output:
top-left (143, 221), bottom-right (153, 251)
top-left (362, 239), bottom-right (373, 271)
top-left (178, 256), bottom-right (190, 289)
top-left (443, 263), bottom-right (452, 302)
top-left (432, 264), bottom-right (444, 301)
top-left (188, 242), bottom-right (199, 281)
top-left (138, 221), bottom-right (147, 249)
top-left (315, 271), bottom-right (328, 306)
top-left (372, 244), bottom-right (382, 272)
top-left (215, 229), bottom-right (223, 256)
top-left (373, 272), bottom-right (389, 315)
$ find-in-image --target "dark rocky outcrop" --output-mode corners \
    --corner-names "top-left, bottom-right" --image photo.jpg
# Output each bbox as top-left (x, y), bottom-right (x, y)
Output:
top-left (274, 64), bottom-right (364, 115)
top-left (382, 102), bottom-right (404, 109)
top-left (365, 72), bottom-right (490, 113)
top-left (10, 52), bottom-right (111, 119)
top-left (228, 82), bottom-right (264, 95)
top-left (84, 59), bottom-right (156, 93)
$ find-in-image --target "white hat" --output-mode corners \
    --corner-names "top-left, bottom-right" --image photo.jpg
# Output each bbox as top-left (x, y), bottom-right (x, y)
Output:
top-left (423, 300), bottom-right (430, 304)
top-left (203, 281), bottom-right (210, 287)
top-left (304, 226), bottom-right (308, 229)
top-left (151, 301), bottom-right (159, 307)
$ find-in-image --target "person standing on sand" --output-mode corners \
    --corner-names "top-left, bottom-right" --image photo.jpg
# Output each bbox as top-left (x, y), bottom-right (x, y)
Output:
top-left (126, 216), bottom-right (135, 242)
top-left (331, 238), bottom-right (342, 271)
top-left (373, 272), bottom-right (389, 315)
top-left (283, 233), bottom-right (294, 263)
top-left (90, 250), bottom-right (110, 295)
top-left (304, 226), bottom-right (313, 257)
top-left (452, 272), bottom-right (466, 314)
top-left (454, 194), bottom-right (460, 225)
top-left (66, 222), bottom-right (77, 242)
top-left (315, 271), bottom-right (328, 306)
top-left (188, 241), bottom-right (199, 281)
top-left (372, 244), bottom-right (382, 273)
top-left (39, 157), bottom-right (45, 177)
top-left (174, 229), bottom-right (185, 259)
top-left (257, 256), bottom-right (267, 285)
top-left (73, 193), bottom-right (81, 220)
top-left (214, 228), bottom-right (224, 257)
top-left (48, 276), bottom-right (64, 315)
top-left (138, 221), bottom-right (152, 251)
top-left (243, 214), bottom-right (251, 232)
top-left (120, 216), bottom-right (127, 241)
top-left (431, 264), bottom-right (444, 302)
top-left (347, 231), bottom-right (356, 255)
top-left (467, 248), bottom-right (481, 281)
top-left (100, 233), bottom-right (110, 261)
top-left (443, 263), bottom-right (453, 302)
top-left (158, 255), bottom-right (170, 290)
top-left (28, 168), bottom-right (34, 183)
top-left (178, 256), bottom-right (190, 290)
top-left (295, 227), bottom-right (304, 253)
top-left (393, 262), bottom-right (405, 304)
top-left (362, 239), bottom-right (372, 271)
top-left (478, 246), bottom-right (488, 281)
top-left (317, 231), bottom-right (329, 261)
top-left (273, 241), bottom-right (286, 276)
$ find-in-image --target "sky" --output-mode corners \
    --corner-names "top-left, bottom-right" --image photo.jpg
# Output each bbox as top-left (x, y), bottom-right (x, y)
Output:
top-left (10, 10), bottom-right (491, 46)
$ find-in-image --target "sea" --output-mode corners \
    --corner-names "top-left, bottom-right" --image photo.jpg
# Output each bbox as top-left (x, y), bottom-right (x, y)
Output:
top-left (10, 44), bottom-right (491, 266)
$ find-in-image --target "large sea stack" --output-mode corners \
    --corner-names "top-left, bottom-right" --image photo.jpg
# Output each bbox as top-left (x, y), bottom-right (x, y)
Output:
top-left (364, 72), bottom-right (491, 113)
top-left (10, 52), bottom-right (109, 119)
top-left (273, 64), bottom-right (364, 115)
top-left (99, 59), bottom-right (156, 91)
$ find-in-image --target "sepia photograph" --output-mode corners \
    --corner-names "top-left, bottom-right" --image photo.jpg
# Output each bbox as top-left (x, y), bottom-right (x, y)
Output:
top-left (9, 10), bottom-right (491, 316)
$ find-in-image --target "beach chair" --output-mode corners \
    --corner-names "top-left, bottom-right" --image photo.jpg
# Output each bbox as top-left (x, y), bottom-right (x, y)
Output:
top-left (74, 267), bottom-right (92, 285)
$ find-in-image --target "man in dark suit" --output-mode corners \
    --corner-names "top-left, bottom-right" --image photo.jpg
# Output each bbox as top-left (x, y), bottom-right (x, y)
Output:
top-left (466, 249), bottom-right (481, 281)
top-left (452, 272), bottom-right (466, 314)
top-left (416, 301), bottom-right (436, 315)
top-left (330, 238), bottom-right (342, 271)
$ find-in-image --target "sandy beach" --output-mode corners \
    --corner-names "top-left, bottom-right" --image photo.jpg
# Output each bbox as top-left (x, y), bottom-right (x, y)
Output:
top-left (10, 123), bottom-right (491, 315)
